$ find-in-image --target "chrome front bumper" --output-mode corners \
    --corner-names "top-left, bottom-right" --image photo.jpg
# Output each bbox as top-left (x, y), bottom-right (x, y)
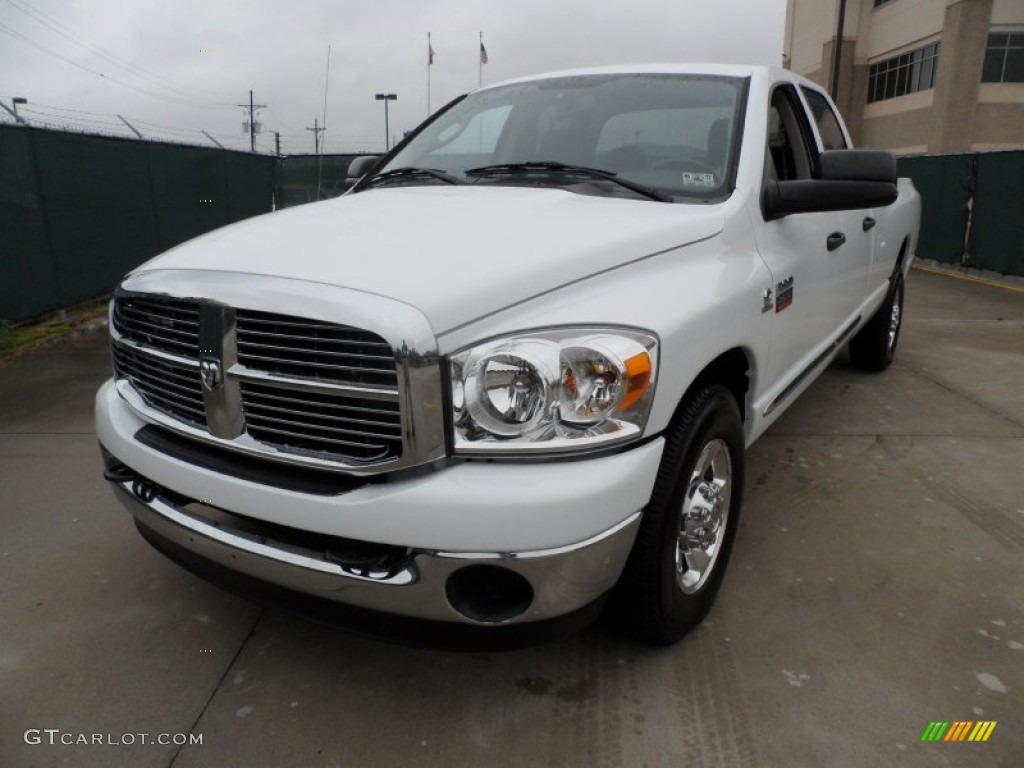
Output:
top-left (109, 474), bottom-right (642, 627)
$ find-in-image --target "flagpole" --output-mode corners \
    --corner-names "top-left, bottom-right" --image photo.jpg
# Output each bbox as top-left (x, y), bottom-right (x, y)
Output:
top-left (427, 32), bottom-right (432, 116)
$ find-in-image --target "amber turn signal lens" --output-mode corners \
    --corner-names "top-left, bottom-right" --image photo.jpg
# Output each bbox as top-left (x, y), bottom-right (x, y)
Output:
top-left (619, 351), bottom-right (652, 412)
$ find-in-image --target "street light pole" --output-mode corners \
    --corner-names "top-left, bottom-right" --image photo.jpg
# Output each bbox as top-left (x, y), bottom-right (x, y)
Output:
top-left (375, 93), bottom-right (397, 151)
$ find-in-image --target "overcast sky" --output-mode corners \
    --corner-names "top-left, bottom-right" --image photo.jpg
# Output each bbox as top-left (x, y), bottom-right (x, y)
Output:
top-left (0, 0), bottom-right (786, 155)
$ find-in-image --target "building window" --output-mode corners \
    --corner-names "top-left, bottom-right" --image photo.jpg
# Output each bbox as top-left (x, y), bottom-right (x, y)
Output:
top-left (982, 33), bottom-right (1024, 83)
top-left (867, 43), bottom-right (939, 103)
top-left (873, 0), bottom-right (895, 8)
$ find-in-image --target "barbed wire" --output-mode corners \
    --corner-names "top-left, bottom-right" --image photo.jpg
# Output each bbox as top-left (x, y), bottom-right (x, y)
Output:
top-left (2, 94), bottom-right (385, 154)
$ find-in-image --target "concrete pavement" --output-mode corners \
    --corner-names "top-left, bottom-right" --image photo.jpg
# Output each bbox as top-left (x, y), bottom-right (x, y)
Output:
top-left (1, 268), bottom-right (1021, 767)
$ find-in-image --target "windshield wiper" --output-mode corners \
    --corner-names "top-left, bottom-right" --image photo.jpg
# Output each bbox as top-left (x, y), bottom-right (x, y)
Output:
top-left (464, 161), bottom-right (673, 202)
top-left (361, 167), bottom-right (463, 189)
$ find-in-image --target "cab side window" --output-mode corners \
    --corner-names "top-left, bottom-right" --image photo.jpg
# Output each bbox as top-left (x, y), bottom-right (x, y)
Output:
top-left (800, 88), bottom-right (848, 150)
top-left (766, 86), bottom-right (815, 182)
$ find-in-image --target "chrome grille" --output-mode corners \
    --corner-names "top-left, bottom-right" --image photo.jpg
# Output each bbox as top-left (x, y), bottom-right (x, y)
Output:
top-left (240, 382), bottom-right (402, 461)
top-left (112, 296), bottom-right (199, 359)
top-left (111, 343), bottom-right (205, 428)
top-left (110, 286), bottom-right (417, 469)
top-left (236, 310), bottom-right (397, 388)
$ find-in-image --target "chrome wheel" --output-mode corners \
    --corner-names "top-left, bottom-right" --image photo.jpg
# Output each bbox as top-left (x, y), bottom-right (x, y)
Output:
top-left (887, 287), bottom-right (902, 351)
top-left (675, 438), bottom-right (732, 595)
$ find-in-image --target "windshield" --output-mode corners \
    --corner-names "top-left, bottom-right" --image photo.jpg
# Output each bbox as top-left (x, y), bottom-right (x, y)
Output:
top-left (378, 73), bottom-right (746, 201)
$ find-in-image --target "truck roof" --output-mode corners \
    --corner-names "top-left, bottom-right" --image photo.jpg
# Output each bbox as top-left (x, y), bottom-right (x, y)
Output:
top-left (482, 63), bottom-right (795, 92)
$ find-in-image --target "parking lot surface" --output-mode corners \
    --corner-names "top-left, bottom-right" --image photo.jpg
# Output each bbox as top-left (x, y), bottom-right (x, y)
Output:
top-left (1, 268), bottom-right (1022, 767)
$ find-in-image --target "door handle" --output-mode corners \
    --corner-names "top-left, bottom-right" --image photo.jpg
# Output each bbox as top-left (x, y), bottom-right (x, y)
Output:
top-left (826, 232), bottom-right (846, 251)
top-left (862, 216), bottom-right (876, 232)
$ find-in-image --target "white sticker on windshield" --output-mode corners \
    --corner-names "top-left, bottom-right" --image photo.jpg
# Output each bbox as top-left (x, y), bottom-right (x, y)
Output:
top-left (681, 172), bottom-right (716, 187)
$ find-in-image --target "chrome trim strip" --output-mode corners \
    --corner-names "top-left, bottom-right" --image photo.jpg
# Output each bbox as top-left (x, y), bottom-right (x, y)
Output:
top-left (763, 315), bottom-right (862, 418)
top-left (434, 511), bottom-right (642, 560)
top-left (114, 270), bottom-right (447, 475)
top-left (115, 480), bottom-right (418, 585)
top-left (111, 477), bottom-right (641, 624)
top-left (230, 364), bottom-right (400, 401)
top-left (110, 329), bottom-right (201, 369)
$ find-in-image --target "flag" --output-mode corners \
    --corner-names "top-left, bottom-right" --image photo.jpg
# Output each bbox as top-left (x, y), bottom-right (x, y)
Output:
top-left (429, 41), bottom-right (435, 66)
top-left (480, 41), bottom-right (489, 65)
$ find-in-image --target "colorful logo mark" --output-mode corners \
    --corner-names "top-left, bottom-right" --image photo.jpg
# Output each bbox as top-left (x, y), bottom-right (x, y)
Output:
top-left (921, 721), bottom-right (997, 742)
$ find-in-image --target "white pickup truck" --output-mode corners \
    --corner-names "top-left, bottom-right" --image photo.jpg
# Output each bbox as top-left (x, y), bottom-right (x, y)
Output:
top-left (96, 64), bottom-right (920, 648)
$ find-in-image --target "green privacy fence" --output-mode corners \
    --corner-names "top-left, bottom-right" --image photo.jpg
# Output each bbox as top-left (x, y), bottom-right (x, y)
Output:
top-left (897, 150), bottom-right (1024, 277)
top-left (9, 126), bottom-right (1019, 324)
top-left (1, 125), bottom-right (275, 323)
top-left (274, 153), bottom-right (362, 208)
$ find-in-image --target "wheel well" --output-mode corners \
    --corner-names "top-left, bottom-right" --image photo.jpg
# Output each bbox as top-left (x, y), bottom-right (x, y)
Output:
top-left (894, 237), bottom-right (910, 275)
top-left (677, 348), bottom-right (750, 425)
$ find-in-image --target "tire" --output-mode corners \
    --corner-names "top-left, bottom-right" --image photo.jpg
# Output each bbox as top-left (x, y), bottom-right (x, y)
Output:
top-left (849, 269), bottom-right (905, 372)
top-left (608, 384), bottom-right (745, 645)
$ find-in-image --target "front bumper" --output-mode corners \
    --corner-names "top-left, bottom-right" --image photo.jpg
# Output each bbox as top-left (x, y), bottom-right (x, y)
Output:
top-left (96, 379), bottom-right (664, 633)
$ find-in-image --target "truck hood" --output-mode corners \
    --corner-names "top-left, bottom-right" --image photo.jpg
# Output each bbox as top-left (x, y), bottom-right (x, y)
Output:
top-left (137, 186), bottom-right (725, 334)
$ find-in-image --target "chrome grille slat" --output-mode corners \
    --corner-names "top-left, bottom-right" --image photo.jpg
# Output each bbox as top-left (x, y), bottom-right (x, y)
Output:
top-left (118, 352), bottom-right (203, 391)
top-left (117, 303), bottom-right (199, 327)
top-left (241, 393), bottom-right (401, 423)
top-left (242, 423), bottom-right (391, 453)
top-left (236, 352), bottom-right (396, 376)
top-left (236, 309), bottom-right (398, 389)
top-left (237, 326), bottom-right (392, 350)
top-left (119, 304), bottom-right (199, 326)
top-left (238, 339), bottom-right (394, 362)
top-left (244, 412), bottom-right (401, 443)
top-left (132, 389), bottom-right (205, 419)
top-left (115, 313), bottom-right (199, 343)
top-left (113, 296), bottom-right (200, 359)
top-left (112, 342), bottom-right (205, 426)
top-left (239, 381), bottom-right (402, 461)
top-left (242, 388), bottom-right (401, 419)
top-left (236, 314), bottom-right (388, 335)
top-left (121, 364), bottom-right (201, 401)
top-left (243, 400), bottom-right (401, 432)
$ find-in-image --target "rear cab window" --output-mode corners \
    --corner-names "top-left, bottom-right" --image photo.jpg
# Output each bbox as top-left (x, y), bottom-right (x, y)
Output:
top-left (799, 87), bottom-right (849, 151)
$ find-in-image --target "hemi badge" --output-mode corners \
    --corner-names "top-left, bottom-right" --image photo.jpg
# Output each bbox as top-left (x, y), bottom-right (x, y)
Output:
top-left (776, 276), bottom-right (794, 313)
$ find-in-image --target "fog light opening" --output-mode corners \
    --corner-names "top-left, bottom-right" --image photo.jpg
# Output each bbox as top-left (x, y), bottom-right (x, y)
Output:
top-left (445, 565), bottom-right (534, 624)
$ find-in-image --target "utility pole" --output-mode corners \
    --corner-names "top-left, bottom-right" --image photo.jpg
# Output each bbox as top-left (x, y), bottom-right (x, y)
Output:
top-left (238, 90), bottom-right (266, 152)
top-left (374, 93), bottom-right (397, 151)
top-left (306, 118), bottom-right (324, 153)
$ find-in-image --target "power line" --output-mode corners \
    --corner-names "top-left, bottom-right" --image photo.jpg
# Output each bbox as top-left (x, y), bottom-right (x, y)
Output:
top-left (0, 21), bottom-right (235, 110)
top-left (1, 0), bottom-right (237, 104)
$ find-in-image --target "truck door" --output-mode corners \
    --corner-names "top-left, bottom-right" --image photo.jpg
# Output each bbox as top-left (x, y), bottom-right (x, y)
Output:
top-left (799, 85), bottom-right (874, 321)
top-left (750, 83), bottom-right (850, 395)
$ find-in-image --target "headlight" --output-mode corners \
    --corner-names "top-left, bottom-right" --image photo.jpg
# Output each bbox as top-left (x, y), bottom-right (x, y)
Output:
top-left (449, 328), bottom-right (658, 454)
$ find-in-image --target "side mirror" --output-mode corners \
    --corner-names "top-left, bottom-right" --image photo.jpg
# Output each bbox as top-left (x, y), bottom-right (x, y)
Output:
top-left (763, 149), bottom-right (898, 220)
top-left (820, 149), bottom-right (896, 184)
top-left (346, 155), bottom-right (382, 188)
top-left (763, 179), bottom-right (897, 220)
